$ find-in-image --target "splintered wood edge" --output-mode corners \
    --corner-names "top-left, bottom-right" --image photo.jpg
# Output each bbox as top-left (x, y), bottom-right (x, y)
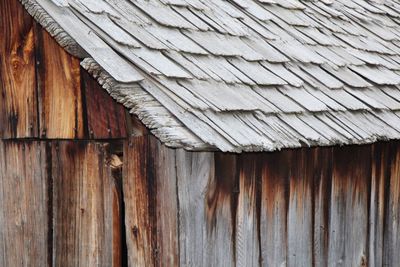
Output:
top-left (19, 0), bottom-right (87, 58)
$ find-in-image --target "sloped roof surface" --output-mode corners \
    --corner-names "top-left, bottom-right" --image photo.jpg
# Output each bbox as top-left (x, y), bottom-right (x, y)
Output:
top-left (21, 0), bottom-right (400, 152)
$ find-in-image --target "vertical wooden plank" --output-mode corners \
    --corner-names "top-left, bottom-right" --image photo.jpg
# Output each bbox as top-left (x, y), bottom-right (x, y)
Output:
top-left (153, 140), bottom-right (179, 266)
top-left (52, 141), bottom-right (121, 267)
top-left (36, 27), bottom-right (84, 139)
top-left (328, 145), bottom-right (370, 266)
top-left (123, 136), bottom-right (179, 266)
top-left (235, 154), bottom-right (260, 267)
top-left (0, 141), bottom-right (48, 266)
top-left (383, 143), bottom-right (400, 266)
top-left (313, 147), bottom-right (333, 267)
top-left (123, 136), bottom-right (155, 267)
top-left (82, 70), bottom-right (128, 139)
top-left (369, 143), bottom-right (388, 267)
top-left (287, 148), bottom-right (313, 267)
top-left (0, 0), bottom-right (38, 138)
top-left (260, 151), bottom-right (289, 267)
top-left (176, 150), bottom-right (235, 266)
top-left (176, 149), bottom-right (213, 266)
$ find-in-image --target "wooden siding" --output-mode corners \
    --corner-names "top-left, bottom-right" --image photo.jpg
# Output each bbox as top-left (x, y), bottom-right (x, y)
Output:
top-left (51, 141), bottom-right (123, 267)
top-left (35, 27), bottom-right (85, 139)
top-left (123, 136), bottom-right (179, 266)
top-left (0, 140), bottom-right (124, 267)
top-left (0, 0), bottom-right (136, 140)
top-left (0, 141), bottom-right (48, 266)
top-left (0, 0), bottom-right (38, 138)
top-left (122, 138), bottom-right (400, 267)
top-left (1, 1), bottom-right (400, 267)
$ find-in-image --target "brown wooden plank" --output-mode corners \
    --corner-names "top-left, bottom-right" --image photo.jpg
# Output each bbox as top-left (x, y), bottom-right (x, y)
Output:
top-left (36, 26), bottom-right (85, 139)
top-left (260, 150), bottom-right (289, 267)
top-left (82, 70), bottom-right (128, 139)
top-left (313, 147), bottom-right (333, 267)
top-left (0, 141), bottom-right (48, 266)
top-left (123, 136), bottom-right (179, 266)
top-left (368, 143), bottom-right (388, 267)
top-left (383, 143), bottom-right (400, 266)
top-left (123, 136), bottom-right (155, 266)
top-left (328, 145), bottom-right (371, 266)
top-left (51, 141), bottom-right (122, 267)
top-left (176, 150), bottom-right (236, 266)
top-left (0, 0), bottom-right (38, 138)
top-left (235, 154), bottom-right (261, 267)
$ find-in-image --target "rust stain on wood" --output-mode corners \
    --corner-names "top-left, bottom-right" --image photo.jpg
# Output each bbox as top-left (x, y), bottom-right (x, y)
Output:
top-left (259, 150), bottom-right (290, 267)
top-left (236, 154), bottom-right (261, 267)
top-left (206, 153), bottom-right (237, 231)
top-left (328, 145), bottom-right (371, 267)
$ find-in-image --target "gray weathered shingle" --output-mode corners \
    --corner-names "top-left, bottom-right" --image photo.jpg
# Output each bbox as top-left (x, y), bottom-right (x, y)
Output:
top-left (20, 0), bottom-right (400, 152)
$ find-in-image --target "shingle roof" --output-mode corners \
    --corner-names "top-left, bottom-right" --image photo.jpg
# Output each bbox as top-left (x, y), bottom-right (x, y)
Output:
top-left (21, 0), bottom-right (400, 152)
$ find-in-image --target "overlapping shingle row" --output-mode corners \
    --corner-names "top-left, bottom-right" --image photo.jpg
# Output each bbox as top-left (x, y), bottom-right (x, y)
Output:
top-left (21, 0), bottom-right (400, 151)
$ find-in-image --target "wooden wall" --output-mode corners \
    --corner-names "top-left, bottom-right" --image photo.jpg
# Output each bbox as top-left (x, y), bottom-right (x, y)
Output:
top-left (0, 0), bottom-right (134, 140)
top-left (1, 135), bottom-right (400, 266)
top-left (1, 1), bottom-right (400, 267)
top-left (122, 136), bottom-right (400, 267)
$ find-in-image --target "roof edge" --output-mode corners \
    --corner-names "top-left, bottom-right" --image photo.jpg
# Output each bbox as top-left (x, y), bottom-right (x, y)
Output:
top-left (20, 0), bottom-right (87, 58)
top-left (81, 58), bottom-right (213, 151)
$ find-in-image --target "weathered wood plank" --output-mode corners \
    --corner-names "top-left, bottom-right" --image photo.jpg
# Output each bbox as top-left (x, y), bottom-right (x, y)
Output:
top-left (236, 154), bottom-right (260, 267)
top-left (123, 136), bottom-right (179, 266)
top-left (287, 148), bottom-right (314, 267)
top-left (36, 26), bottom-right (85, 139)
top-left (260, 151), bottom-right (289, 267)
top-left (0, 141), bottom-right (48, 266)
top-left (176, 149), bottom-right (213, 266)
top-left (176, 150), bottom-right (236, 266)
top-left (123, 136), bottom-right (155, 267)
top-left (153, 140), bottom-right (179, 266)
top-left (0, 0), bottom-right (38, 138)
top-left (369, 143), bottom-right (388, 267)
top-left (328, 145), bottom-right (370, 266)
top-left (383, 143), bottom-right (400, 266)
top-left (51, 141), bottom-right (121, 267)
top-left (313, 147), bottom-right (333, 267)
top-left (82, 70), bottom-right (128, 139)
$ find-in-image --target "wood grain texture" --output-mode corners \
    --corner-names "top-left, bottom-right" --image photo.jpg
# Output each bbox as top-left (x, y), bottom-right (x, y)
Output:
top-left (82, 70), bottom-right (128, 139)
top-left (383, 143), bottom-right (400, 266)
top-left (313, 147), bottom-right (333, 267)
top-left (260, 151), bottom-right (289, 267)
top-left (176, 149), bottom-right (213, 266)
top-left (328, 145), bottom-right (370, 267)
top-left (154, 140), bottom-right (179, 266)
top-left (236, 154), bottom-right (260, 267)
top-left (36, 26), bottom-right (84, 139)
top-left (369, 143), bottom-right (388, 267)
top-left (123, 136), bottom-right (179, 267)
top-left (0, 141), bottom-right (48, 266)
top-left (123, 136), bottom-right (156, 267)
top-left (0, 0), bottom-right (38, 138)
top-left (51, 141), bottom-right (122, 267)
top-left (287, 149), bottom-right (313, 267)
top-left (176, 150), bottom-right (236, 266)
